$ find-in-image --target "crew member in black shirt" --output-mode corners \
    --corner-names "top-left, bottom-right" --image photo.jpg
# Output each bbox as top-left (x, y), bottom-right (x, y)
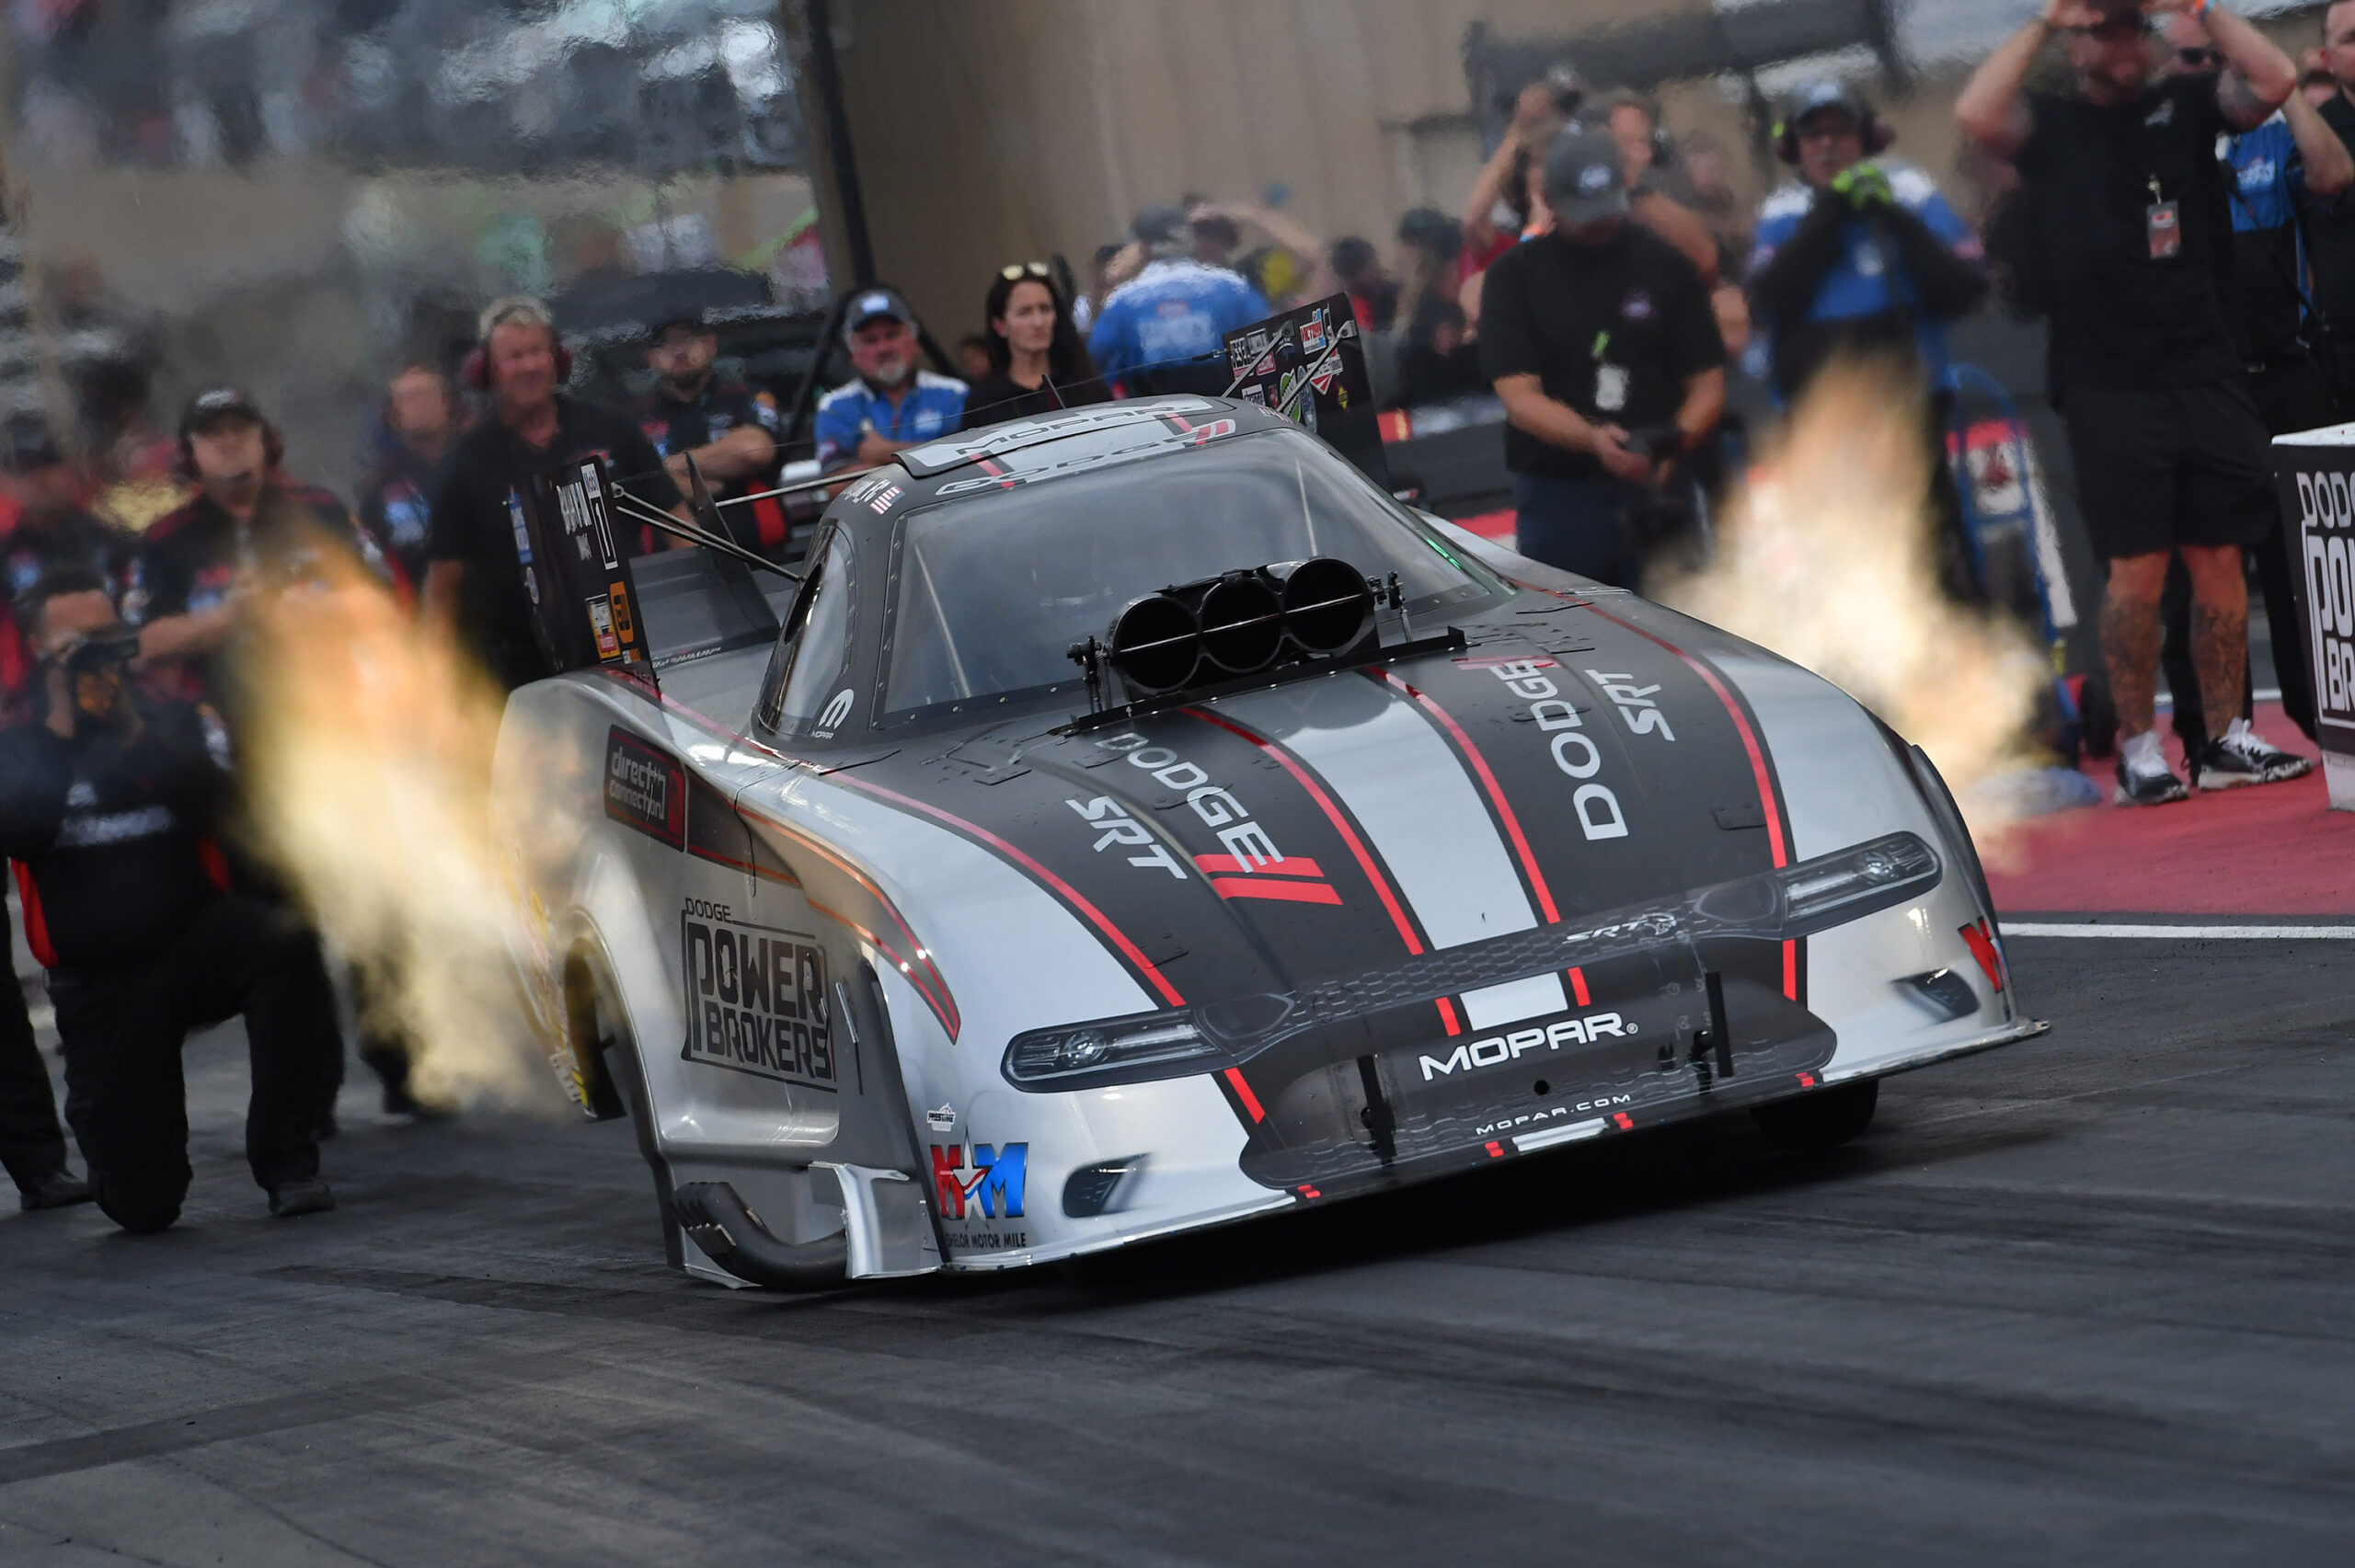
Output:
top-left (1959, 0), bottom-right (2311, 805)
top-left (0, 428), bottom-right (124, 1211)
top-left (424, 297), bottom-right (687, 692)
top-left (2308, 2), bottom-right (2355, 406)
top-left (637, 314), bottom-right (784, 556)
top-left (0, 570), bottom-right (339, 1231)
top-left (0, 423), bottom-right (132, 713)
top-left (129, 387), bottom-right (386, 728)
top-left (1479, 124), bottom-right (1727, 588)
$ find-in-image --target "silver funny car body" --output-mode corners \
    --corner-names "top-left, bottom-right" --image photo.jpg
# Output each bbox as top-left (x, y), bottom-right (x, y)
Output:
top-left (490, 396), bottom-right (2040, 1289)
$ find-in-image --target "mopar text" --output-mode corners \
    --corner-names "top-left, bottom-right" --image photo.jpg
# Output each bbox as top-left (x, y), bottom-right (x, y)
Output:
top-left (1420, 1012), bottom-right (1633, 1081)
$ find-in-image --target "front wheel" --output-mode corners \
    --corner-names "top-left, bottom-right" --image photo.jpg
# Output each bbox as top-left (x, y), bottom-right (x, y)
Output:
top-left (1751, 1079), bottom-right (1878, 1152)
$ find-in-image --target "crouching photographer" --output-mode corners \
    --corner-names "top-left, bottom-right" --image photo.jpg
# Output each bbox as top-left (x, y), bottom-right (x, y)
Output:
top-left (0, 570), bottom-right (339, 1232)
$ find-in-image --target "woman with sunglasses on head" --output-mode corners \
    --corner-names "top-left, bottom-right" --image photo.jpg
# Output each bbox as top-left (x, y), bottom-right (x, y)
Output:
top-left (959, 262), bottom-right (1109, 431)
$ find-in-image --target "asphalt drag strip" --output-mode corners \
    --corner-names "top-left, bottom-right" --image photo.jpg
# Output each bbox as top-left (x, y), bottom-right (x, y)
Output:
top-left (0, 933), bottom-right (2349, 1566)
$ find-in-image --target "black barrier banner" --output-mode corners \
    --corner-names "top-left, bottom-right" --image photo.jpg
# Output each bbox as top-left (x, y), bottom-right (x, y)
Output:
top-left (1223, 293), bottom-right (1392, 490)
top-left (2272, 436), bottom-right (2355, 809)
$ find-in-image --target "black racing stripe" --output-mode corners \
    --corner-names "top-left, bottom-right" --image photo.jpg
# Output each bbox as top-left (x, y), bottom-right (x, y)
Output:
top-left (1385, 617), bottom-right (1787, 1007)
top-left (1571, 599), bottom-right (1809, 1004)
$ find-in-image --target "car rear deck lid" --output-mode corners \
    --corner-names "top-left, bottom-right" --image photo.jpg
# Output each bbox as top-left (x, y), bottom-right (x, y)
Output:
top-left (897, 398), bottom-right (1221, 478)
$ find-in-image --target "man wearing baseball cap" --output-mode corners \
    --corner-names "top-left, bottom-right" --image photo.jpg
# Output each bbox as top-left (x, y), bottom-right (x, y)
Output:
top-left (812, 289), bottom-right (968, 475)
top-left (1479, 124), bottom-right (1728, 588)
top-left (637, 313), bottom-right (783, 548)
top-left (130, 386), bottom-right (385, 723)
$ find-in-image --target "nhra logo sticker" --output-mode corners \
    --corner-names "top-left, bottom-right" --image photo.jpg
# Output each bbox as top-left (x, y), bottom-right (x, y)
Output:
top-left (605, 728), bottom-right (685, 849)
top-left (680, 914), bottom-right (835, 1088)
top-left (932, 1142), bottom-right (1028, 1225)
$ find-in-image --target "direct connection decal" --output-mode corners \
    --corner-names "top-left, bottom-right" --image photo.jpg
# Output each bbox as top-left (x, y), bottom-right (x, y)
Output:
top-left (605, 727), bottom-right (686, 848)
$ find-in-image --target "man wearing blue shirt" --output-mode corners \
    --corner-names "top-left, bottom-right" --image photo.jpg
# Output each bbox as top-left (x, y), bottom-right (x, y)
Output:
top-left (814, 290), bottom-right (969, 475)
top-left (1748, 81), bottom-right (1989, 404)
top-left (1088, 206), bottom-right (1270, 396)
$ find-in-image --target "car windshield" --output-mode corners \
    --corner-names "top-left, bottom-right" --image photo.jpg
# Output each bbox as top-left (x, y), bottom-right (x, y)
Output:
top-left (881, 428), bottom-right (1503, 722)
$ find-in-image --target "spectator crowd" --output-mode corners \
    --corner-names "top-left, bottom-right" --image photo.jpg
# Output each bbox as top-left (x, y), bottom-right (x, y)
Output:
top-left (0, 0), bottom-right (2344, 1233)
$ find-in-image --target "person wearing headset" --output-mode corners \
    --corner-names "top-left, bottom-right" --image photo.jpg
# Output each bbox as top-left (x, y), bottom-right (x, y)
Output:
top-left (1746, 81), bottom-right (1990, 406)
top-left (421, 297), bottom-right (690, 692)
top-left (127, 387), bottom-right (385, 726)
top-left (1600, 91), bottom-right (1723, 286)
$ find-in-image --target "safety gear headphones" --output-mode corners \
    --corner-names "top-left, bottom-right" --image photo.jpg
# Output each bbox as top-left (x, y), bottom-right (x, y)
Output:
top-left (463, 295), bottom-right (574, 392)
top-left (1773, 82), bottom-right (1894, 166)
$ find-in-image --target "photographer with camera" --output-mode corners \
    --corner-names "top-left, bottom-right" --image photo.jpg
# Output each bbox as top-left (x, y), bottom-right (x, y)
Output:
top-left (1480, 125), bottom-right (1727, 588)
top-left (0, 569), bottom-right (339, 1231)
top-left (1749, 82), bottom-right (1989, 406)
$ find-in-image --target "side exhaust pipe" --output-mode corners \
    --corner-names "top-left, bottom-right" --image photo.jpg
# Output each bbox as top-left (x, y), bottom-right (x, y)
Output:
top-left (672, 1180), bottom-right (848, 1290)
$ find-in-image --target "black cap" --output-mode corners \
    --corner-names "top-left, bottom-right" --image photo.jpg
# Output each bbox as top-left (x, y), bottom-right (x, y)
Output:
top-left (646, 311), bottom-right (714, 345)
top-left (1783, 80), bottom-right (1873, 134)
top-left (842, 288), bottom-right (915, 340)
top-left (178, 384), bottom-right (266, 440)
top-left (1541, 125), bottom-right (1631, 226)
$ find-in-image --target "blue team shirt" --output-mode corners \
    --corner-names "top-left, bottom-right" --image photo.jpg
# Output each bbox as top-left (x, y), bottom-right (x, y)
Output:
top-left (1087, 259), bottom-right (1270, 384)
top-left (2223, 115), bottom-right (2302, 234)
top-left (1747, 163), bottom-right (1982, 384)
top-left (814, 371), bottom-right (969, 473)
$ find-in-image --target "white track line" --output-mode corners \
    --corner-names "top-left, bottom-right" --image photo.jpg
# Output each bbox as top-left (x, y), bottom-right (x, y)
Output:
top-left (2006, 922), bottom-right (2355, 940)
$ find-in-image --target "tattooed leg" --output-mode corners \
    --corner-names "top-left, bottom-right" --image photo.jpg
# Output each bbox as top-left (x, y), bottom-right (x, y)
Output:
top-left (2102, 553), bottom-right (2169, 738)
top-left (2183, 544), bottom-right (2250, 731)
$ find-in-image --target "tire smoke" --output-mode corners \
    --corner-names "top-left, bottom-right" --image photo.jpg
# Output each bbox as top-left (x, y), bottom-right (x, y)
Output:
top-left (1652, 363), bottom-right (2049, 855)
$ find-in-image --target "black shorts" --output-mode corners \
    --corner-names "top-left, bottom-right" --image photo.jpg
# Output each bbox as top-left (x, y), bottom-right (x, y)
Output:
top-left (2062, 382), bottom-right (2279, 560)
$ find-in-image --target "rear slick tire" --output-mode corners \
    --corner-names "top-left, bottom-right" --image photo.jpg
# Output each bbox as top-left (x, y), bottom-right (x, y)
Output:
top-left (1751, 1079), bottom-right (1878, 1152)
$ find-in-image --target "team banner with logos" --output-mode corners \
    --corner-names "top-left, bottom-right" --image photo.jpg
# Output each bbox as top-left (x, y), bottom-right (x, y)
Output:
top-left (1223, 293), bottom-right (1392, 490)
top-left (2271, 431), bottom-right (2355, 810)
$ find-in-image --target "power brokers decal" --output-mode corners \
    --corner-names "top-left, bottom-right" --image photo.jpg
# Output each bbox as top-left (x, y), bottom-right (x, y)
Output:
top-left (680, 909), bottom-right (835, 1089)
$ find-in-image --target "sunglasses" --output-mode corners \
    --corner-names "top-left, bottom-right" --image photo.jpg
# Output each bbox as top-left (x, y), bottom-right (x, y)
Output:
top-left (999, 261), bottom-right (1051, 281)
top-left (2176, 47), bottom-right (2223, 67)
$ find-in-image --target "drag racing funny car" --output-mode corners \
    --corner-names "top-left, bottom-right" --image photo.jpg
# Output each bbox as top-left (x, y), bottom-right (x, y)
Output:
top-left (489, 394), bottom-right (2042, 1289)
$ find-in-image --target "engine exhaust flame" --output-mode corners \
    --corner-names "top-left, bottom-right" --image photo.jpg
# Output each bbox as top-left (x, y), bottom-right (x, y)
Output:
top-left (234, 563), bottom-right (563, 1113)
top-left (1653, 363), bottom-right (2050, 853)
